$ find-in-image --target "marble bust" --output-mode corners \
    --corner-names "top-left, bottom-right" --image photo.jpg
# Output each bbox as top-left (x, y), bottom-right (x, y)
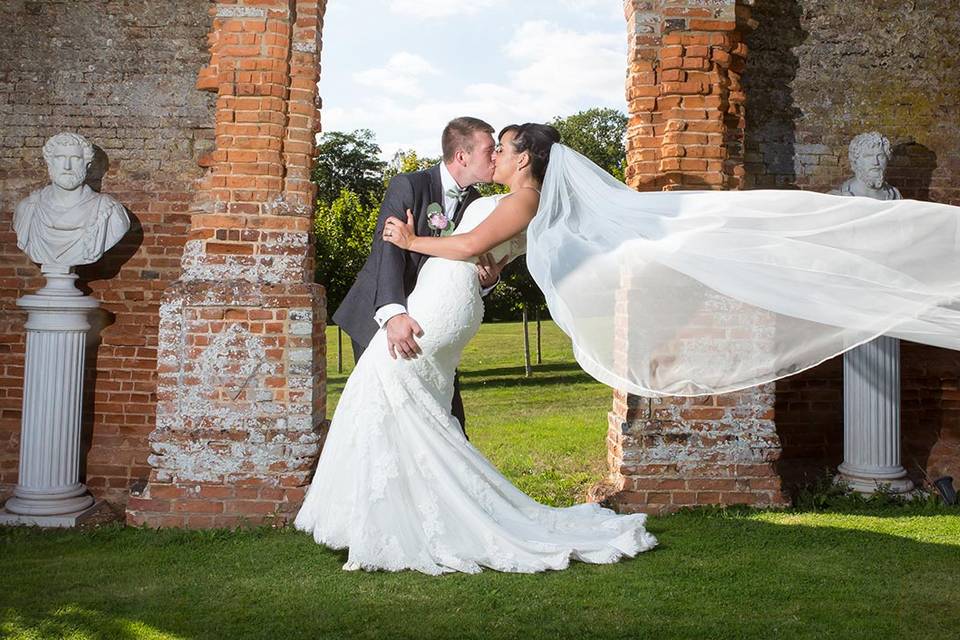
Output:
top-left (13, 132), bottom-right (130, 268)
top-left (830, 131), bottom-right (902, 200)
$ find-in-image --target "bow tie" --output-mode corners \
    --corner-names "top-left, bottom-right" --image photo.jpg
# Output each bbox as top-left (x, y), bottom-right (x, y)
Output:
top-left (445, 185), bottom-right (469, 202)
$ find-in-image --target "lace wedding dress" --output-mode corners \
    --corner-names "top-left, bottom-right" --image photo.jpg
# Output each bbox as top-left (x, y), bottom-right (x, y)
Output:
top-left (294, 194), bottom-right (657, 574)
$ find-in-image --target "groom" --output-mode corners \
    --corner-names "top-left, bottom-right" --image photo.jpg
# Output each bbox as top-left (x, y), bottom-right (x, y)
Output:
top-left (333, 116), bottom-right (504, 434)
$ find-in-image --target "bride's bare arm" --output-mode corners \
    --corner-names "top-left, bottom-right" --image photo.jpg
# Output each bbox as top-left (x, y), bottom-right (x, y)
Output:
top-left (382, 190), bottom-right (538, 260)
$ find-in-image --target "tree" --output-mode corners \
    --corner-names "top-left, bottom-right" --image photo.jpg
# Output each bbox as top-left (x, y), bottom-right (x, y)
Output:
top-left (312, 129), bottom-right (387, 209)
top-left (312, 129), bottom-right (388, 312)
top-left (313, 189), bottom-right (378, 315)
top-left (384, 149), bottom-right (439, 183)
top-left (551, 108), bottom-right (628, 181)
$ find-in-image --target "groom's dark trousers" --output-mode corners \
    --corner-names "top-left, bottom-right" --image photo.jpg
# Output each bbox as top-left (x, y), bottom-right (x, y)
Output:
top-left (351, 339), bottom-right (467, 438)
top-left (335, 165), bottom-right (478, 439)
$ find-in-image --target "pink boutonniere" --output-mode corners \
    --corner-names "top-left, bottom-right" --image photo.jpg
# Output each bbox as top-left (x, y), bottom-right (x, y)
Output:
top-left (426, 202), bottom-right (455, 236)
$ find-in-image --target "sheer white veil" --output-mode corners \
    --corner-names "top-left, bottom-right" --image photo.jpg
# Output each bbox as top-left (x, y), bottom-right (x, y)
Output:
top-left (526, 143), bottom-right (960, 397)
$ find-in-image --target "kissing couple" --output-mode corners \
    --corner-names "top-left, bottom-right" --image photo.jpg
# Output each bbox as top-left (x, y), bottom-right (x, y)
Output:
top-left (296, 116), bottom-right (960, 574)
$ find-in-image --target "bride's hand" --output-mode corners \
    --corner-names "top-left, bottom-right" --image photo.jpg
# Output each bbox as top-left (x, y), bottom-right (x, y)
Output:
top-left (382, 210), bottom-right (417, 250)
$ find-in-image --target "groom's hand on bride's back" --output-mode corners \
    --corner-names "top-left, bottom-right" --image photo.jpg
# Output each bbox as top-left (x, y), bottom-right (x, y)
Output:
top-left (386, 313), bottom-right (424, 360)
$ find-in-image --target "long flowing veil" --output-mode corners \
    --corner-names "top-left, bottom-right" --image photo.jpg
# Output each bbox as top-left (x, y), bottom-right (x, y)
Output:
top-left (526, 144), bottom-right (960, 397)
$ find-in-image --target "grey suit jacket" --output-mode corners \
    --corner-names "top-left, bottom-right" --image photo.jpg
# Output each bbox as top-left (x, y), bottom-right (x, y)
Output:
top-left (332, 165), bottom-right (480, 348)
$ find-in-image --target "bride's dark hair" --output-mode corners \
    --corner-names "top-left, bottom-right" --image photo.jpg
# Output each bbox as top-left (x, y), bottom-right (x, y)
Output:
top-left (498, 123), bottom-right (561, 184)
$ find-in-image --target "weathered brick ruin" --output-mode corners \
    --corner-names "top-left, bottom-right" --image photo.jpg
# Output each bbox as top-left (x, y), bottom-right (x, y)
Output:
top-left (126, 1), bottom-right (328, 528)
top-left (744, 0), bottom-right (960, 494)
top-left (605, 0), bottom-right (960, 514)
top-left (1, 0), bottom-right (957, 523)
top-left (1, 0), bottom-right (328, 527)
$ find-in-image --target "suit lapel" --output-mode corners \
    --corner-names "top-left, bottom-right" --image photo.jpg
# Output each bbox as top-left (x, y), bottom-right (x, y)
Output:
top-left (428, 165), bottom-right (443, 211)
top-left (424, 165), bottom-right (445, 237)
top-left (411, 165), bottom-right (441, 237)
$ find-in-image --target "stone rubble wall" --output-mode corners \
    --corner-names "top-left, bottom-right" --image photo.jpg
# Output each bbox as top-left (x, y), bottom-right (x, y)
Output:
top-left (744, 0), bottom-right (960, 486)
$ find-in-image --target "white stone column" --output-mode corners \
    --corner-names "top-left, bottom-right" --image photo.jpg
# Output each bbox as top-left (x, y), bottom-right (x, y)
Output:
top-left (0, 270), bottom-right (102, 526)
top-left (837, 336), bottom-right (914, 494)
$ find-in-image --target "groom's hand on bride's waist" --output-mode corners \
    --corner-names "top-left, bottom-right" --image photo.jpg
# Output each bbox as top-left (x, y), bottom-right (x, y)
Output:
top-left (477, 252), bottom-right (509, 289)
top-left (386, 313), bottom-right (424, 360)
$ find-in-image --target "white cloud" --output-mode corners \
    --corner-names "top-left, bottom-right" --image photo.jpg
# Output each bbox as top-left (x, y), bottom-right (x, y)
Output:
top-left (388, 0), bottom-right (507, 19)
top-left (353, 52), bottom-right (439, 97)
top-left (503, 20), bottom-right (626, 109)
top-left (559, 0), bottom-right (625, 20)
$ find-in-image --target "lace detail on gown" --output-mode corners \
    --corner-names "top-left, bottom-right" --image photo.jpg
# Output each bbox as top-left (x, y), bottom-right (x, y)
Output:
top-left (294, 194), bottom-right (657, 574)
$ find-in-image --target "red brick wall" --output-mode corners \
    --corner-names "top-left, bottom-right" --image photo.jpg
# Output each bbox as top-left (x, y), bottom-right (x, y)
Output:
top-left (620, 0), bottom-right (959, 500)
top-left (775, 344), bottom-right (960, 488)
top-left (0, 0), bottom-right (215, 505)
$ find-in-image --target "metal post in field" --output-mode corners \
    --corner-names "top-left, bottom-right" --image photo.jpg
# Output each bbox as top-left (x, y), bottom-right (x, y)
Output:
top-left (522, 304), bottom-right (532, 377)
top-left (337, 325), bottom-right (343, 373)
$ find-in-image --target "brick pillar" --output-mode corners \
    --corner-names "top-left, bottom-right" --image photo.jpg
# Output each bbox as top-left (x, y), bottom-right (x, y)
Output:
top-left (624, 0), bottom-right (751, 192)
top-left (596, 0), bottom-right (788, 514)
top-left (127, 0), bottom-right (328, 528)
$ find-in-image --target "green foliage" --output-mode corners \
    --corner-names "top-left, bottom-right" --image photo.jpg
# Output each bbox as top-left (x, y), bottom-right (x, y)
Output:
top-left (793, 469), bottom-right (948, 512)
top-left (476, 182), bottom-right (509, 197)
top-left (311, 129), bottom-right (389, 314)
top-left (551, 107), bottom-right (628, 181)
top-left (312, 129), bottom-right (387, 209)
top-left (483, 259), bottom-right (548, 322)
top-left (384, 148), bottom-right (439, 183)
top-left (313, 189), bottom-right (378, 314)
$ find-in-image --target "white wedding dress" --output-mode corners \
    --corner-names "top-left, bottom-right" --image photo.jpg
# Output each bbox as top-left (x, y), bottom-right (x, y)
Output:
top-left (295, 194), bottom-right (658, 574)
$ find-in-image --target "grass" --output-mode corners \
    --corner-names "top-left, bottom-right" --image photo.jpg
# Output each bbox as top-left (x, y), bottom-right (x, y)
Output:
top-left (2, 321), bottom-right (959, 639)
top-left (2, 509), bottom-right (958, 639)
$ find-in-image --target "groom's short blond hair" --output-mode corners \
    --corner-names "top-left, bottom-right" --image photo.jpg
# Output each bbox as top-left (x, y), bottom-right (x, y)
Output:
top-left (441, 117), bottom-right (494, 162)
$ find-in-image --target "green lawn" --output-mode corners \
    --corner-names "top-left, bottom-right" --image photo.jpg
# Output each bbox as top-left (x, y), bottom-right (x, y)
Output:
top-left (3, 509), bottom-right (958, 640)
top-left (3, 321), bottom-right (959, 640)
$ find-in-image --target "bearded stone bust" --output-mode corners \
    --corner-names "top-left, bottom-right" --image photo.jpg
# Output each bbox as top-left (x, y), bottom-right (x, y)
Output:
top-left (830, 132), bottom-right (902, 201)
top-left (13, 132), bottom-right (130, 268)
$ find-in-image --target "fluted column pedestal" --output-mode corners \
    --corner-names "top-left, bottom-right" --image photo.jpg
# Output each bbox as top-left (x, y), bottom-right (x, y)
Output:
top-left (837, 336), bottom-right (914, 494)
top-left (0, 270), bottom-right (103, 527)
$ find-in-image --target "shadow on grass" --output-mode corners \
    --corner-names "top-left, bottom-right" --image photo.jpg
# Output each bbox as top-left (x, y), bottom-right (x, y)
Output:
top-left (326, 362), bottom-right (594, 397)
top-left (458, 363), bottom-right (584, 379)
top-left (2, 512), bottom-right (958, 640)
top-left (459, 372), bottom-right (595, 391)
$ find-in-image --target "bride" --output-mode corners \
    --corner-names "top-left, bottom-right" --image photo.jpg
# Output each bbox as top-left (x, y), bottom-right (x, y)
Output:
top-left (295, 123), bottom-right (658, 574)
top-left (297, 122), bottom-right (960, 574)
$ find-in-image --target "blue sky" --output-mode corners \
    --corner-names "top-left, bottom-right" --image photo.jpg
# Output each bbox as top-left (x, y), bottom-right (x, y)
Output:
top-left (319, 0), bottom-right (629, 159)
